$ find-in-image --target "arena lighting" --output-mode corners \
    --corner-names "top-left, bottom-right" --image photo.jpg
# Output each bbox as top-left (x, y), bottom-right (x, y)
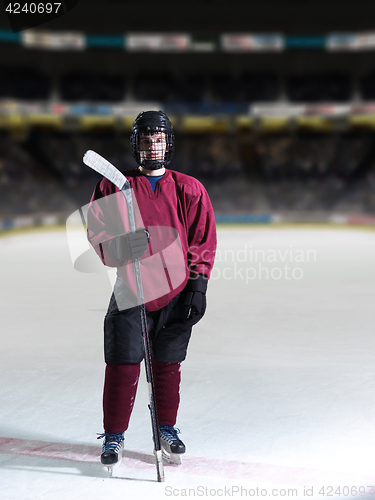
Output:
top-left (221, 33), bottom-right (284, 52)
top-left (1, 28), bottom-right (375, 51)
top-left (326, 32), bottom-right (375, 51)
top-left (21, 30), bottom-right (85, 50)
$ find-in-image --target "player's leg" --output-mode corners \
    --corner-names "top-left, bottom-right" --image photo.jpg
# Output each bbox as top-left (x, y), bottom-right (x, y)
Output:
top-left (151, 357), bottom-right (181, 427)
top-left (99, 362), bottom-right (140, 475)
top-left (151, 298), bottom-right (193, 464)
top-left (103, 362), bottom-right (141, 434)
top-left (99, 293), bottom-right (147, 474)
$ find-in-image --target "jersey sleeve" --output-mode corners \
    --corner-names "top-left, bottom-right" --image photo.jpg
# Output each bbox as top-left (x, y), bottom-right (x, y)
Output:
top-left (187, 186), bottom-right (217, 280)
top-left (86, 178), bottom-right (121, 267)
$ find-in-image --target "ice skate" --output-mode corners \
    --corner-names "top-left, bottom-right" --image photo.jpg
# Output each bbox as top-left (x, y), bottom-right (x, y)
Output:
top-left (159, 425), bottom-right (185, 465)
top-left (97, 432), bottom-right (124, 477)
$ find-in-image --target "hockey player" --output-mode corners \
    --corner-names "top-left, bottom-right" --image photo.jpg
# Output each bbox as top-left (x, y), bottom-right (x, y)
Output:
top-left (87, 111), bottom-right (216, 473)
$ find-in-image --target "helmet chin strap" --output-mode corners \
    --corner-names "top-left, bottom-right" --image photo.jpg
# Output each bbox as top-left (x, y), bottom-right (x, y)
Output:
top-left (140, 159), bottom-right (166, 170)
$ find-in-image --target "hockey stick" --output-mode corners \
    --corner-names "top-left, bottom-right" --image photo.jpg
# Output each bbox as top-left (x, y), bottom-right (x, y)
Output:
top-left (83, 150), bottom-right (165, 483)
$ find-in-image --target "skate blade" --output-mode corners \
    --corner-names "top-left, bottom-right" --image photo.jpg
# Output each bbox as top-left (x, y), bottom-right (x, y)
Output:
top-left (106, 459), bottom-right (122, 477)
top-left (162, 448), bottom-right (182, 466)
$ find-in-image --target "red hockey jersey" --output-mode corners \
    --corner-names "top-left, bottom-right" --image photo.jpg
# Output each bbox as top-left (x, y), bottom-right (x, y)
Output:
top-left (87, 168), bottom-right (217, 311)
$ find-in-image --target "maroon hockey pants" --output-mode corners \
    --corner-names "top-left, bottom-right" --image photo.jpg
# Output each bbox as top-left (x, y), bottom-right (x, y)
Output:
top-left (103, 358), bottom-right (181, 434)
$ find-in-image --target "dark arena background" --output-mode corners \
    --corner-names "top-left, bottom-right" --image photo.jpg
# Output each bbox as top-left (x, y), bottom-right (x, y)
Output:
top-left (1, 2), bottom-right (375, 500)
top-left (1, 0), bottom-right (375, 226)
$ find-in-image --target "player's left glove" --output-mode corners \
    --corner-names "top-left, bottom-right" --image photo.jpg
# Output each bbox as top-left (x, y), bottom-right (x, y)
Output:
top-left (180, 275), bottom-right (208, 324)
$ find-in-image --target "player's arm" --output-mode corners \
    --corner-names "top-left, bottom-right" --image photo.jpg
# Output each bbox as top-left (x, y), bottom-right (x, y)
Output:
top-left (87, 179), bottom-right (150, 267)
top-left (181, 188), bottom-right (217, 321)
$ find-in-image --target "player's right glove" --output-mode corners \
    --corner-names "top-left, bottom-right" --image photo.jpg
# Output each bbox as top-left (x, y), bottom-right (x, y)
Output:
top-left (108, 228), bottom-right (150, 265)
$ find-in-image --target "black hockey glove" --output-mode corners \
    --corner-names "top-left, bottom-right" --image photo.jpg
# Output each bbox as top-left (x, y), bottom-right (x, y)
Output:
top-left (180, 275), bottom-right (208, 325)
top-left (108, 228), bottom-right (150, 265)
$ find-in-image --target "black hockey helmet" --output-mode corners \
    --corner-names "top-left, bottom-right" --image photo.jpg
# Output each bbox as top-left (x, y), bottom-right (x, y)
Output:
top-left (130, 110), bottom-right (174, 170)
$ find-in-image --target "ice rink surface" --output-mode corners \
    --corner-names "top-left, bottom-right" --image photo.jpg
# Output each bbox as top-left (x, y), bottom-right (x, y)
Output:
top-left (1, 226), bottom-right (375, 500)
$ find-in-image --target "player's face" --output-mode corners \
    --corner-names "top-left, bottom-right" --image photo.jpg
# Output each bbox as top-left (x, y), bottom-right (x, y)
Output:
top-left (139, 132), bottom-right (167, 161)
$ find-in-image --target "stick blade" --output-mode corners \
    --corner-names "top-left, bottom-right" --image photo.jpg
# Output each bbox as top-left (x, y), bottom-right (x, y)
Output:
top-left (83, 150), bottom-right (127, 190)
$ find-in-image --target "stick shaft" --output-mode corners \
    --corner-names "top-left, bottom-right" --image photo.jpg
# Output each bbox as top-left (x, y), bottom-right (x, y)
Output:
top-left (120, 187), bottom-right (165, 482)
